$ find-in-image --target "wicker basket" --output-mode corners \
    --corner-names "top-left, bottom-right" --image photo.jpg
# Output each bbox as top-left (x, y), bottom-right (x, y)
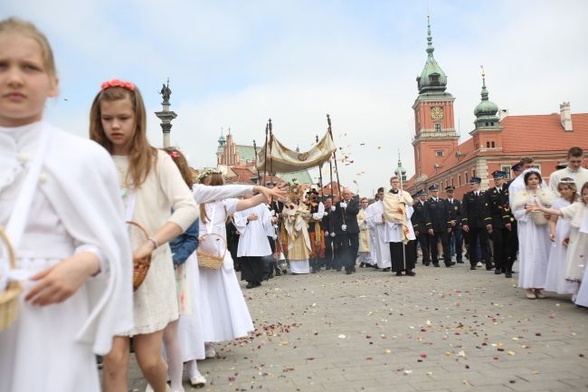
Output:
top-left (197, 233), bottom-right (226, 269)
top-left (0, 227), bottom-right (22, 332)
top-left (126, 221), bottom-right (152, 291)
top-left (530, 211), bottom-right (548, 226)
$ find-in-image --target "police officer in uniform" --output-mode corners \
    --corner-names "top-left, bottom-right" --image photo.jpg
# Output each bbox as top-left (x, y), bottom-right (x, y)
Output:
top-left (426, 184), bottom-right (454, 267)
top-left (444, 186), bottom-right (463, 263)
top-left (486, 171), bottom-right (513, 275)
top-left (461, 176), bottom-right (494, 270)
top-left (411, 189), bottom-right (432, 266)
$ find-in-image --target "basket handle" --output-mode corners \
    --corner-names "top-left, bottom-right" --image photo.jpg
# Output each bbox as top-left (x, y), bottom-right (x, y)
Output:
top-left (0, 227), bottom-right (16, 270)
top-left (126, 221), bottom-right (150, 240)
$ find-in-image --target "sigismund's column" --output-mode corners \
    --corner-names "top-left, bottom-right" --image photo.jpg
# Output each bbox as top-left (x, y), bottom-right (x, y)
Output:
top-left (155, 79), bottom-right (177, 148)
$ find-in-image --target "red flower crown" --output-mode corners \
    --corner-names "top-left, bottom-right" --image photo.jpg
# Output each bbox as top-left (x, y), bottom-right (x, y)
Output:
top-left (100, 79), bottom-right (135, 91)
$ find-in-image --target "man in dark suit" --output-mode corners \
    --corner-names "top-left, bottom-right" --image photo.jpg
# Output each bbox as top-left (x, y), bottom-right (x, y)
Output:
top-left (411, 189), bottom-right (432, 266)
top-left (504, 163), bottom-right (522, 278)
top-left (444, 186), bottom-right (463, 263)
top-left (321, 197), bottom-right (336, 270)
top-left (486, 171), bottom-right (513, 276)
top-left (334, 188), bottom-right (360, 274)
top-left (426, 185), bottom-right (454, 267)
top-left (461, 176), bottom-right (494, 271)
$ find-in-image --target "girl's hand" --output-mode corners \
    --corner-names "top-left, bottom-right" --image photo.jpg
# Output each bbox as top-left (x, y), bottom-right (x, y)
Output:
top-left (549, 233), bottom-right (555, 242)
top-left (133, 241), bottom-right (155, 262)
top-left (25, 252), bottom-right (100, 306)
top-left (562, 238), bottom-right (570, 246)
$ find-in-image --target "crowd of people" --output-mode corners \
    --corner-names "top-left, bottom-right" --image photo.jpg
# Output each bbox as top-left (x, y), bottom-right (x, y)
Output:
top-left (0, 16), bottom-right (587, 392)
top-left (262, 148), bottom-right (588, 311)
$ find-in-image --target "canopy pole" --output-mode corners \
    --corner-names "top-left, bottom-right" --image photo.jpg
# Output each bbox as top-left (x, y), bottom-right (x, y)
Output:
top-left (268, 118), bottom-right (274, 180)
top-left (253, 139), bottom-right (261, 185)
top-left (327, 114), bottom-right (341, 199)
top-left (262, 121), bottom-right (269, 185)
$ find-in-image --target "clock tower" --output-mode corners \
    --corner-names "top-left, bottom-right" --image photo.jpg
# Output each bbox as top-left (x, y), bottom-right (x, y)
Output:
top-left (412, 17), bottom-right (459, 182)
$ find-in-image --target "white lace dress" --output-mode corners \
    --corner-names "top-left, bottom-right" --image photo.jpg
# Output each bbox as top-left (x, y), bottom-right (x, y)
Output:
top-left (543, 198), bottom-right (576, 294)
top-left (197, 199), bottom-right (254, 341)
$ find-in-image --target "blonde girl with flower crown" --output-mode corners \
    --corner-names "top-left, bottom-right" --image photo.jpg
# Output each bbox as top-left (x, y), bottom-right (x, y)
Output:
top-left (0, 18), bottom-right (132, 392)
top-left (90, 80), bottom-right (198, 392)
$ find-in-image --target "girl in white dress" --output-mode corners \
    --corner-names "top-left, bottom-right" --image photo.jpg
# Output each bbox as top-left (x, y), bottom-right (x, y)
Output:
top-left (195, 172), bottom-right (277, 357)
top-left (533, 181), bottom-right (588, 304)
top-left (162, 152), bottom-right (286, 389)
top-left (543, 178), bottom-right (577, 295)
top-left (0, 18), bottom-right (132, 392)
top-left (90, 80), bottom-right (198, 392)
top-left (511, 170), bottom-right (554, 299)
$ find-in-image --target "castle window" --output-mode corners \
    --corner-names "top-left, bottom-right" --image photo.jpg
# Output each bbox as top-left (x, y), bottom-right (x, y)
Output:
top-left (458, 175), bottom-right (462, 186)
top-left (464, 172), bottom-right (469, 183)
top-left (501, 165), bottom-right (512, 178)
top-left (491, 141), bottom-right (495, 148)
top-left (435, 150), bottom-right (443, 157)
top-left (434, 123), bottom-right (441, 132)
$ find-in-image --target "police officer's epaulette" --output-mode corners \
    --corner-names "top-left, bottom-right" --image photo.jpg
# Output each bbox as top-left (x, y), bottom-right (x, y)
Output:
top-left (484, 217), bottom-right (492, 221)
top-left (462, 217), bottom-right (468, 221)
top-left (425, 222), bottom-right (432, 227)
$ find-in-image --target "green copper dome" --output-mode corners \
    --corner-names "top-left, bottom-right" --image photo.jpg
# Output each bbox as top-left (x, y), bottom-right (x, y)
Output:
top-left (417, 17), bottom-right (447, 94)
top-left (473, 76), bottom-right (498, 117)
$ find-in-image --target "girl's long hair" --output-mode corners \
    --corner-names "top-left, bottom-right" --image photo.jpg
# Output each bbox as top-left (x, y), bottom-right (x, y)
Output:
top-left (89, 85), bottom-right (156, 188)
top-left (163, 147), bottom-right (194, 188)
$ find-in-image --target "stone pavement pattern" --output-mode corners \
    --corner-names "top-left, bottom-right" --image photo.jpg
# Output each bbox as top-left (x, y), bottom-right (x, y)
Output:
top-left (126, 262), bottom-right (588, 392)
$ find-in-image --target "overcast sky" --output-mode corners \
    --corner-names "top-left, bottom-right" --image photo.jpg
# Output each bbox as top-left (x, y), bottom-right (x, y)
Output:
top-left (5, 0), bottom-right (588, 196)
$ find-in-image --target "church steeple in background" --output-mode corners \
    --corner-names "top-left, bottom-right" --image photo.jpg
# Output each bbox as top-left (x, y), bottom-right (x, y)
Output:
top-left (416, 16), bottom-right (448, 95)
top-left (411, 16), bottom-right (458, 180)
top-left (473, 68), bottom-right (500, 130)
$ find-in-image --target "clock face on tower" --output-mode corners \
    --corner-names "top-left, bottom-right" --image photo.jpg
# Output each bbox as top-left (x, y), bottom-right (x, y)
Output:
top-left (430, 106), bottom-right (444, 121)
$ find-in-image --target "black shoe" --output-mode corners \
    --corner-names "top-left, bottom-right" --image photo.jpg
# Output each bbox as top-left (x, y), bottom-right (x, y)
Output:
top-left (395, 271), bottom-right (403, 276)
top-left (445, 262), bottom-right (455, 267)
top-left (246, 282), bottom-right (258, 289)
top-left (470, 266), bottom-right (476, 270)
top-left (381, 267), bottom-right (391, 272)
top-left (359, 263), bottom-right (365, 268)
top-left (505, 271), bottom-right (512, 278)
top-left (494, 268), bottom-right (502, 275)
top-left (424, 262), bottom-right (430, 266)
top-left (456, 259), bottom-right (464, 264)
top-left (486, 263), bottom-right (495, 271)
top-left (433, 263), bottom-right (440, 268)
top-left (345, 270), bottom-right (352, 275)
top-left (405, 270), bottom-right (416, 276)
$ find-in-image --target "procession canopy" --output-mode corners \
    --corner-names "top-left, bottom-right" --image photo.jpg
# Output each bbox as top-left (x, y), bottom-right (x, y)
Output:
top-left (256, 129), bottom-right (336, 173)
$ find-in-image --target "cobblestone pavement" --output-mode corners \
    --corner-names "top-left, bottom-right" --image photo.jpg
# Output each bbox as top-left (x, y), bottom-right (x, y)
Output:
top-left (125, 261), bottom-right (588, 392)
